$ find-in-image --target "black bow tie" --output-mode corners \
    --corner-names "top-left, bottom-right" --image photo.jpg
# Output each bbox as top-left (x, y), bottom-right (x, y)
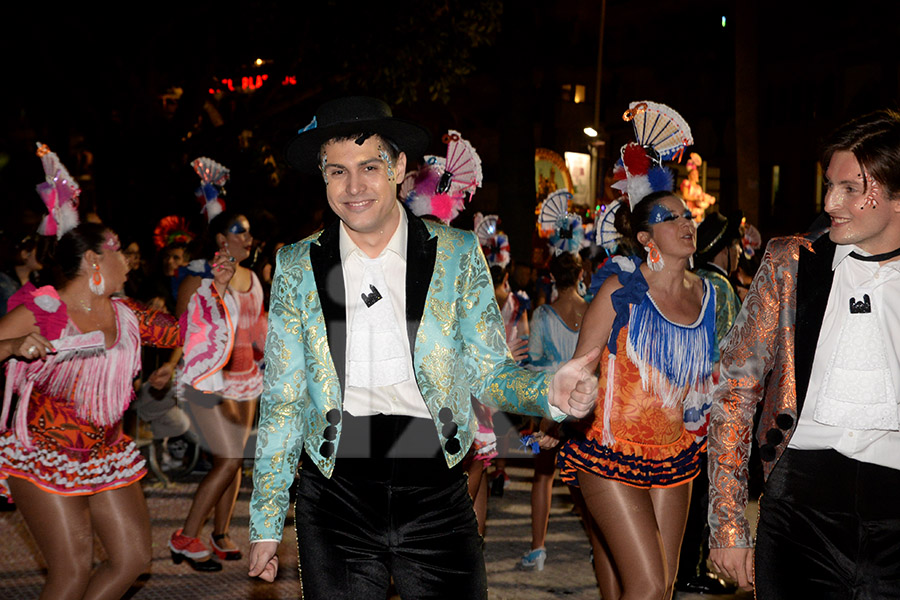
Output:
top-left (849, 246), bottom-right (900, 262)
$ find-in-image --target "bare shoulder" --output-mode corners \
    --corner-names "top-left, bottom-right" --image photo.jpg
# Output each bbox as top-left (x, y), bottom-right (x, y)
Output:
top-left (594, 270), bottom-right (625, 303)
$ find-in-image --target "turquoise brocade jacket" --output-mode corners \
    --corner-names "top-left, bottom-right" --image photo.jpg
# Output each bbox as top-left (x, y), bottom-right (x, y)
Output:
top-left (249, 211), bottom-right (555, 541)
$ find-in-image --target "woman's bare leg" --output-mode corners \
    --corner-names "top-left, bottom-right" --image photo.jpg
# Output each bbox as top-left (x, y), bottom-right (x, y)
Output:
top-left (182, 398), bottom-right (248, 540)
top-left (211, 399), bottom-right (256, 547)
top-left (83, 482), bottom-right (152, 600)
top-left (465, 459), bottom-right (488, 536)
top-left (569, 484), bottom-right (619, 599)
top-left (577, 471), bottom-right (668, 600)
top-left (649, 482), bottom-right (692, 600)
top-left (529, 448), bottom-right (557, 550)
top-left (7, 477), bottom-right (94, 600)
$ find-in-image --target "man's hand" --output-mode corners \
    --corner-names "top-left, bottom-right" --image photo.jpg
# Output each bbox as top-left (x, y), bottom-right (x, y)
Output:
top-left (548, 347), bottom-right (601, 418)
top-left (509, 337), bottom-right (529, 362)
top-left (710, 547), bottom-right (753, 591)
top-left (248, 541), bottom-right (279, 582)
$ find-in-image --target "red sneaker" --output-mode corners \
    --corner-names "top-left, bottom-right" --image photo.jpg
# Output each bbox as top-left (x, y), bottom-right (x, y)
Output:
top-left (169, 529), bottom-right (222, 572)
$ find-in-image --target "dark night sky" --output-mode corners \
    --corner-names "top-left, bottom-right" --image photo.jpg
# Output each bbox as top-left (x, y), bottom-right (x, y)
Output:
top-left (3, 1), bottom-right (900, 249)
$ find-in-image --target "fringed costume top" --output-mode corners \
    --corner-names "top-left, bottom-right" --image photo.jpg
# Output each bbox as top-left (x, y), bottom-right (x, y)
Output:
top-left (559, 256), bottom-right (715, 489)
top-left (0, 285), bottom-right (180, 496)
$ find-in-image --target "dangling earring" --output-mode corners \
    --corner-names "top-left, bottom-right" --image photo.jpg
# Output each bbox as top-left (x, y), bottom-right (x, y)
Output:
top-left (688, 255), bottom-right (695, 270)
top-left (89, 263), bottom-right (106, 296)
top-left (644, 240), bottom-right (664, 272)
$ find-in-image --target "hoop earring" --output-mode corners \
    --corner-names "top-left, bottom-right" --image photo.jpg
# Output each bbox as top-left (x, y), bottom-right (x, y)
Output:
top-left (89, 264), bottom-right (106, 296)
top-left (644, 240), bottom-right (664, 272)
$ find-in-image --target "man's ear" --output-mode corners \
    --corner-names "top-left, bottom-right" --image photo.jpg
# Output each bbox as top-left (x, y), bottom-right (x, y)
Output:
top-left (394, 152), bottom-right (408, 183)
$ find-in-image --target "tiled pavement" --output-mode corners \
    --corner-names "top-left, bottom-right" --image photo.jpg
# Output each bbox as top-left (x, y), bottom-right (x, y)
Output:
top-left (0, 461), bottom-right (752, 599)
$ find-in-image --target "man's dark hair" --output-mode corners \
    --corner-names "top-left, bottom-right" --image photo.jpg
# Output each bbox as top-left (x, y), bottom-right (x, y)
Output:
top-left (822, 109), bottom-right (900, 199)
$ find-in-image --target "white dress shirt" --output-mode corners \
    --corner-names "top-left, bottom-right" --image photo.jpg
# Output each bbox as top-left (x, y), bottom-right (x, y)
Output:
top-left (339, 205), bottom-right (431, 419)
top-left (789, 243), bottom-right (900, 470)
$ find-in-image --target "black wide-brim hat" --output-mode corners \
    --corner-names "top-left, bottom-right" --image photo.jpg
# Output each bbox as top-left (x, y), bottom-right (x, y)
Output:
top-left (695, 209), bottom-right (744, 263)
top-left (285, 96), bottom-right (431, 173)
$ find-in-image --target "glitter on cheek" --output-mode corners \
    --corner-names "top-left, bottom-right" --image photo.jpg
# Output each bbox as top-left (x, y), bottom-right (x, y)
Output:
top-left (320, 152), bottom-right (329, 184)
top-left (863, 172), bottom-right (879, 209)
top-left (379, 146), bottom-right (395, 182)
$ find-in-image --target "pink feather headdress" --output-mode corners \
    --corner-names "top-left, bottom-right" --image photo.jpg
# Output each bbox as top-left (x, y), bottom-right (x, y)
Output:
top-left (35, 143), bottom-right (80, 239)
top-left (401, 130), bottom-right (483, 225)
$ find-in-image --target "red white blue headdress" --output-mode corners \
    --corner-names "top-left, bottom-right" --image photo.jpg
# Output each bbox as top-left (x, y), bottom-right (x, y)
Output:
top-left (538, 190), bottom-right (584, 256)
top-left (401, 130), bottom-right (483, 224)
top-left (191, 157), bottom-right (230, 222)
top-left (474, 213), bottom-right (510, 269)
top-left (35, 143), bottom-right (80, 239)
top-left (611, 101), bottom-right (693, 209)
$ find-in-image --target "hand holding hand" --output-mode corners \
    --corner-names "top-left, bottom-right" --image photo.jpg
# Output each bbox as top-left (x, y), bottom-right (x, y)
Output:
top-left (536, 417), bottom-right (561, 449)
top-left (248, 541), bottom-right (279, 582)
top-left (548, 347), bottom-right (601, 418)
top-left (534, 431), bottom-right (560, 449)
top-left (709, 547), bottom-right (754, 591)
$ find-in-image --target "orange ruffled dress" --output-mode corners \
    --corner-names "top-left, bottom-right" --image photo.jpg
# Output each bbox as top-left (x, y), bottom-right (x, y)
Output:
top-left (559, 258), bottom-right (715, 489)
top-left (0, 286), bottom-right (180, 496)
top-left (559, 327), bottom-right (706, 489)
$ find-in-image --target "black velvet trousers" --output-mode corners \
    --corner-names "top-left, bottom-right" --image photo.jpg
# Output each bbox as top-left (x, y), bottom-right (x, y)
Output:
top-left (294, 414), bottom-right (487, 599)
top-left (755, 448), bottom-right (900, 600)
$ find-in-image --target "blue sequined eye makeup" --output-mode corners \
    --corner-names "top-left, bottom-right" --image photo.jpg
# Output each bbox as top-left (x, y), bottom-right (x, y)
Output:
top-left (648, 205), bottom-right (676, 225)
top-left (228, 222), bottom-right (248, 234)
top-left (648, 205), bottom-right (691, 225)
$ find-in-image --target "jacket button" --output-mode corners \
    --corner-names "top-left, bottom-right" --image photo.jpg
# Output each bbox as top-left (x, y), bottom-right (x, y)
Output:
top-left (326, 409), bottom-right (342, 425)
top-left (323, 425), bottom-right (337, 441)
top-left (442, 422), bottom-right (458, 439)
top-left (765, 428), bottom-right (784, 445)
top-left (438, 407), bottom-right (454, 424)
top-left (320, 441), bottom-right (335, 458)
top-left (775, 413), bottom-right (794, 430)
top-left (759, 443), bottom-right (776, 462)
top-left (444, 438), bottom-right (461, 454)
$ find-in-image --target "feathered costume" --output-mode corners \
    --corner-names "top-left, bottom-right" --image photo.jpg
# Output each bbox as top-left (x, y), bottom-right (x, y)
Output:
top-left (558, 256), bottom-right (715, 488)
top-left (0, 287), bottom-right (181, 495)
top-left (559, 101), bottom-right (711, 489)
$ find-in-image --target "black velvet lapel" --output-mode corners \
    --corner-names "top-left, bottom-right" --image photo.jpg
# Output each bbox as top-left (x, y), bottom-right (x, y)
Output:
top-left (309, 219), bottom-right (347, 393)
top-left (794, 233), bottom-right (836, 414)
top-left (404, 208), bottom-right (437, 358)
